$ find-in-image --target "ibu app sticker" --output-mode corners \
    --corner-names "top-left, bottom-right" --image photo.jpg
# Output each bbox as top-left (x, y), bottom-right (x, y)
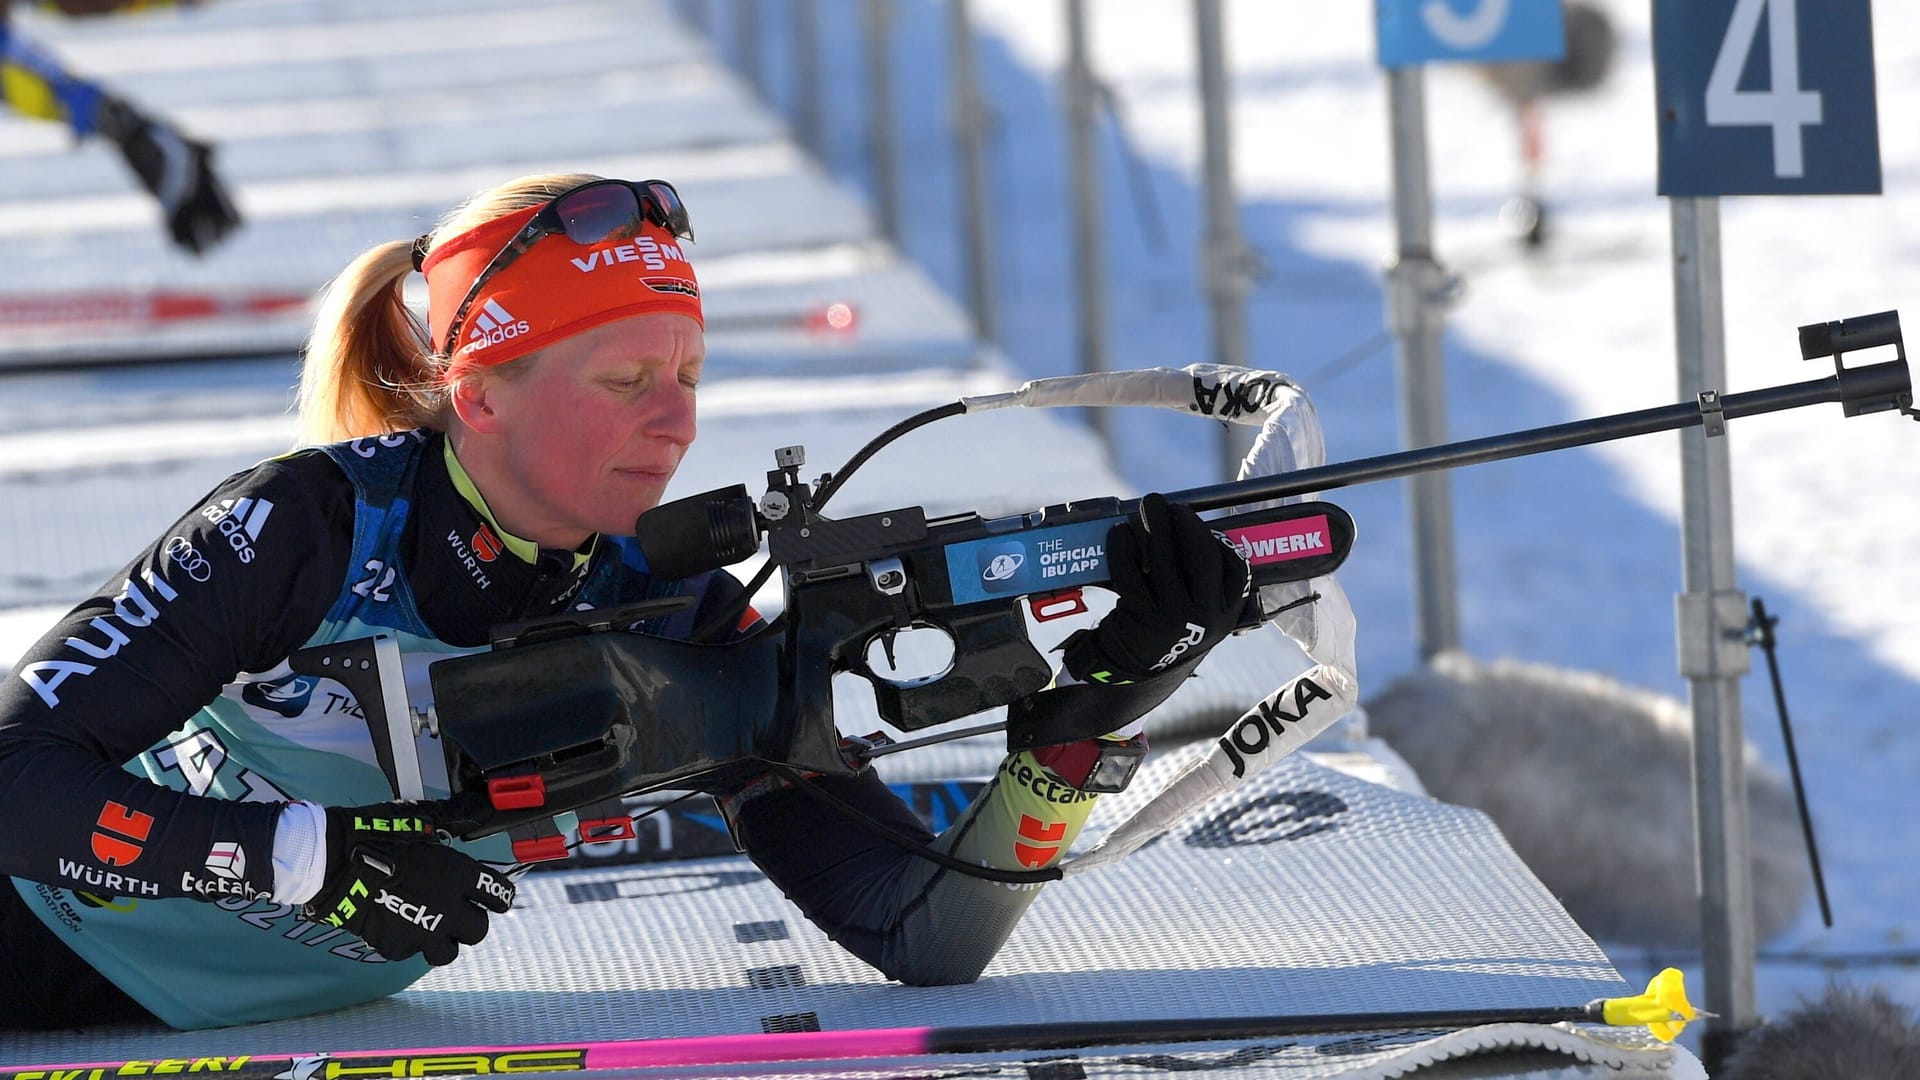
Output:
top-left (976, 541), bottom-right (1031, 595)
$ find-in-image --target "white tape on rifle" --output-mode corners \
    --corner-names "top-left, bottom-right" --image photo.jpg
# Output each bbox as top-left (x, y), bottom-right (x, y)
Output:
top-left (1037, 367), bottom-right (1362, 875)
top-left (961, 363), bottom-right (1304, 427)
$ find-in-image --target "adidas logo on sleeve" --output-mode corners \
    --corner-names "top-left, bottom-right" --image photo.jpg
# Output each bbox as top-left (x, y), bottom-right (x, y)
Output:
top-left (200, 497), bottom-right (274, 564)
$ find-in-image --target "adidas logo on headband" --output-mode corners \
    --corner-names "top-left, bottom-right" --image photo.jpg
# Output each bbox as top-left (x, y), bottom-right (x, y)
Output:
top-left (468, 298), bottom-right (531, 351)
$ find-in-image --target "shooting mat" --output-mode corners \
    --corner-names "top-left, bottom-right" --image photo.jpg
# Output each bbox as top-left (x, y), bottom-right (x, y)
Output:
top-left (1, 746), bottom-right (1684, 1078)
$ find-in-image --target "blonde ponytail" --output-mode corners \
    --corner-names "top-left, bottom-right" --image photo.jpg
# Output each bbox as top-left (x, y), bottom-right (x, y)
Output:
top-left (295, 170), bottom-right (602, 446)
top-left (296, 241), bottom-right (438, 444)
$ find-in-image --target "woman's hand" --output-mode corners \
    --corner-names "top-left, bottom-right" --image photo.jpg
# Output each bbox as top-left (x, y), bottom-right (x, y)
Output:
top-left (301, 802), bottom-right (516, 966)
top-left (1061, 493), bottom-right (1252, 686)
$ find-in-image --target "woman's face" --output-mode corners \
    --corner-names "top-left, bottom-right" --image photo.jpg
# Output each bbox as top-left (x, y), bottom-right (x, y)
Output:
top-left (470, 312), bottom-right (703, 546)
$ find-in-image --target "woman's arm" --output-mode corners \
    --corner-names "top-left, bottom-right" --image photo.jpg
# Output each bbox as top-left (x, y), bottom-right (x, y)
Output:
top-left (728, 495), bottom-right (1250, 984)
top-left (0, 452), bottom-right (353, 901)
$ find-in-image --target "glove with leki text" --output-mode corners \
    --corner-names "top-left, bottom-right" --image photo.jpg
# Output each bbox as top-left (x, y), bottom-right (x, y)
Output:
top-left (93, 92), bottom-right (242, 255)
top-left (1062, 492), bottom-right (1252, 686)
top-left (301, 802), bottom-right (516, 966)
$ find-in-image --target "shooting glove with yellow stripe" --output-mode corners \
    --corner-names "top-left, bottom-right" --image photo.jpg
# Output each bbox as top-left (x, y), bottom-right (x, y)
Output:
top-left (302, 803), bottom-right (515, 967)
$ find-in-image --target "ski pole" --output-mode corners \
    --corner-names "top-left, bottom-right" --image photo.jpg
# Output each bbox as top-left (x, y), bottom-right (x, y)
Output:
top-left (0, 969), bottom-right (1702, 1078)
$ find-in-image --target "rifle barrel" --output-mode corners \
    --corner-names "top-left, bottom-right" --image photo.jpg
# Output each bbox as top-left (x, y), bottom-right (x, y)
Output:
top-left (1171, 361), bottom-right (1909, 513)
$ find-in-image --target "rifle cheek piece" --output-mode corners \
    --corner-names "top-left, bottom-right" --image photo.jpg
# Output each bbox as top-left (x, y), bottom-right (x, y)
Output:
top-left (429, 629), bottom-right (851, 841)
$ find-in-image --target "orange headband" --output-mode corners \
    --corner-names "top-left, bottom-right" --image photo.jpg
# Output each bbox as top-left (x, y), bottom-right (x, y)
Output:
top-left (420, 203), bottom-right (703, 382)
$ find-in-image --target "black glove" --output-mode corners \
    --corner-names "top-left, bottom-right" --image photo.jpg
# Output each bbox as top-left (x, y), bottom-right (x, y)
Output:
top-left (301, 802), bottom-right (516, 967)
top-left (1005, 496), bottom-right (1251, 752)
top-left (1063, 493), bottom-right (1252, 686)
top-left (94, 93), bottom-right (242, 255)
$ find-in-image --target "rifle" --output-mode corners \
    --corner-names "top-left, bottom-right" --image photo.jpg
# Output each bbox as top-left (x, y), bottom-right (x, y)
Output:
top-left (297, 311), bottom-right (1914, 864)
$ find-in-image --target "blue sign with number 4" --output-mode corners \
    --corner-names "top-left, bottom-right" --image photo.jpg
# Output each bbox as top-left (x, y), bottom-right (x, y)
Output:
top-left (1655, 0), bottom-right (1880, 196)
top-left (1376, 0), bottom-right (1566, 68)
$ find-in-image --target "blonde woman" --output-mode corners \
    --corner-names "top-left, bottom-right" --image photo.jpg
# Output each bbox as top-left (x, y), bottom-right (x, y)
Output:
top-left (0, 174), bottom-right (1247, 1030)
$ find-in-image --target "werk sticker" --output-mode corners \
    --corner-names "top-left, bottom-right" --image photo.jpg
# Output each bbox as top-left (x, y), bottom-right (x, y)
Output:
top-left (1221, 515), bottom-right (1332, 566)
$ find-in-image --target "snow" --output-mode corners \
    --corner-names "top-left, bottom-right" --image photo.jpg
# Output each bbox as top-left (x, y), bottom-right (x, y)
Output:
top-left (2, 0), bottom-right (1916, 1062)
top-left (851, 0), bottom-right (1920, 1044)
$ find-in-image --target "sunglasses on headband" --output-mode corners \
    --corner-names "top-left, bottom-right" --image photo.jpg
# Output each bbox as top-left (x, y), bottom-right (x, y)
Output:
top-left (433, 178), bottom-right (694, 356)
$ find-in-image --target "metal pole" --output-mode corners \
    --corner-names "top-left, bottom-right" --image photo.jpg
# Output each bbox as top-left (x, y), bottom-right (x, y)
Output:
top-left (1194, 0), bottom-right (1248, 481)
top-left (1668, 195), bottom-right (1757, 1071)
top-left (1383, 66), bottom-right (1460, 661)
top-left (1065, 0), bottom-right (1107, 441)
top-left (949, 0), bottom-right (999, 343)
top-left (863, 0), bottom-right (901, 243)
top-left (792, 0), bottom-right (824, 159)
top-left (734, 0), bottom-right (764, 98)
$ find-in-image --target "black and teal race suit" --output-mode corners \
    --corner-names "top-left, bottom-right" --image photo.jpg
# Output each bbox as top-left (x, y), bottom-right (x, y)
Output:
top-left (0, 431), bottom-right (1104, 1030)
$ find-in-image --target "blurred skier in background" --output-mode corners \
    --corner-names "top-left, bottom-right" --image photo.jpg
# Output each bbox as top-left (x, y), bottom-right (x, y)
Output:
top-left (0, 0), bottom-right (240, 254)
top-left (1473, 0), bottom-right (1616, 250)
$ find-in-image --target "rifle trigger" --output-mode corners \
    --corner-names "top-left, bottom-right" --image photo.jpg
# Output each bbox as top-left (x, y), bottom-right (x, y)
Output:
top-left (1031, 588), bottom-right (1088, 622)
top-left (879, 628), bottom-right (901, 670)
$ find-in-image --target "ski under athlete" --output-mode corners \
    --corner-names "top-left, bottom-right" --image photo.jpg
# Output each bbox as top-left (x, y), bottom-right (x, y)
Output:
top-left (0, 0), bottom-right (241, 255)
top-left (0, 173), bottom-right (1251, 1030)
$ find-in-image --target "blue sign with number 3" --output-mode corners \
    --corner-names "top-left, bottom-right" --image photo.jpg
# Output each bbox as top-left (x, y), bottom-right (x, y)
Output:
top-left (1655, 0), bottom-right (1880, 196)
top-left (1376, 0), bottom-right (1567, 68)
